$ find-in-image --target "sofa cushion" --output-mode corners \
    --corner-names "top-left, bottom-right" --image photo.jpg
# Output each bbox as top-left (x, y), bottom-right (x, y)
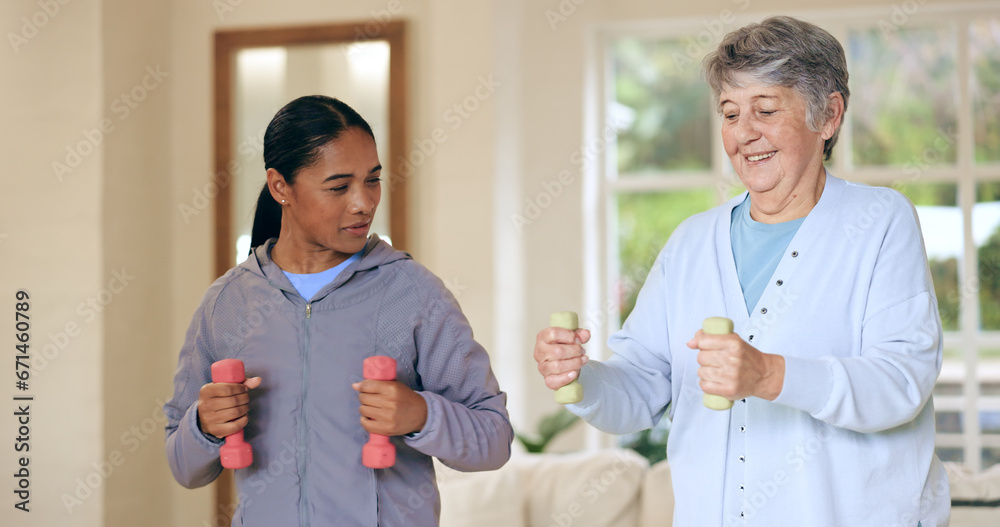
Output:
top-left (436, 458), bottom-right (525, 527)
top-left (640, 460), bottom-right (675, 527)
top-left (519, 449), bottom-right (648, 527)
top-left (945, 462), bottom-right (1000, 527)
top-left (945, 462), bottom-right (1000, 503)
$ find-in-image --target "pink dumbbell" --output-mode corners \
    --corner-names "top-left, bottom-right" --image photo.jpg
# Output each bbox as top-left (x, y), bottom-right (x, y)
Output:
top-left (210, 359), bottom-right (254, 470)
top-left (362, 356), bottom-right (397, 469)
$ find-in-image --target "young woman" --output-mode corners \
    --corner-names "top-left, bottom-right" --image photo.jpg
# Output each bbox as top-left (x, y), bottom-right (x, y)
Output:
top-left (165, 96), bottom-right (512, 526)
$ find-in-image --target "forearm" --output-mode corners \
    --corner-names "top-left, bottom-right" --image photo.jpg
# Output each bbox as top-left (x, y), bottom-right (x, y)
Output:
top-left (567, 355), bottom-right (672, 435)
top-left (773, 293), bottom-right (941, 432)
top-left (164, 401), bottom-right (224, 489)
top-left (404, 391), bottom-right (512, 472)
top-left (754, 353), bottom-right (785, 401)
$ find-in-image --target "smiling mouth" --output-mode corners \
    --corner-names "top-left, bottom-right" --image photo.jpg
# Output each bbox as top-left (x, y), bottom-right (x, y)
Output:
top-left (344, 220), bottom-right (371, 232)
top-left (746, 151), bottom-right (776, 162)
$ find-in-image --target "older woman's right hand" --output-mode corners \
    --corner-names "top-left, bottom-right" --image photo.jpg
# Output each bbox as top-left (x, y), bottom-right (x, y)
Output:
top-left (534, 326), bottom-right (591, 390)
top-left (197, 376), bottom-right (262, 440)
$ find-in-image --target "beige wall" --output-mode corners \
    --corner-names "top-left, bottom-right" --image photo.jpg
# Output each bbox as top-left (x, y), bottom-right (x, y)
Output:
top-left (101, 1), bottom-right (175, 525)
top-left (1, 0), bottom-right (990, 525)
top-left (0, 1), bottom-right (105, 526)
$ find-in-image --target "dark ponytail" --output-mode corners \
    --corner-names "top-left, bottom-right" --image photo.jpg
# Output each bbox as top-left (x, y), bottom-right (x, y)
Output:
top-left (250, 95), bottom-right (375, 250)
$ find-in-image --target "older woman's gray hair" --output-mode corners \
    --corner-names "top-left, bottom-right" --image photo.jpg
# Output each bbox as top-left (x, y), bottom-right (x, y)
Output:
top-left (703, 16), bottom-right (850, 160)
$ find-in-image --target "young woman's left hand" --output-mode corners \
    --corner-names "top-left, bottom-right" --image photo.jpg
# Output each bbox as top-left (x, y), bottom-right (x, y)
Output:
top-left (352, 380), bottom-right (428, 436)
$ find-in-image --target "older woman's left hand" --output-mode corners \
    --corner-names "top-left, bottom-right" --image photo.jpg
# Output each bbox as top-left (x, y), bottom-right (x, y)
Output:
top-left (687, 331), bottom-right (785, 402)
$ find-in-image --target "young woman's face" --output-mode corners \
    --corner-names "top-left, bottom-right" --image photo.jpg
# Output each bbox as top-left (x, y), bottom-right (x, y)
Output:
top-left (276, 128), bottom-right (382, 260)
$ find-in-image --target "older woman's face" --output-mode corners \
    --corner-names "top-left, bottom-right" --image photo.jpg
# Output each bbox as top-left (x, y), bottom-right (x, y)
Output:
top-left (719, 79), bottom-right (828, 196)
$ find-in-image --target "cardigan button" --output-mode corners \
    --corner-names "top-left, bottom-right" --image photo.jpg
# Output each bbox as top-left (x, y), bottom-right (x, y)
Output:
top-left (776, 279), bottom-right (783, 286)
top-left (739, 456), bottom-right (745, 462)
top-left (760, 307), bottom-right (767, 314)
top-left (749, 334), bottom-right (754, 342)
top-left (740, 426), bottom-right (746, 432)
top-left (791, 250), bottom-right (799, 257)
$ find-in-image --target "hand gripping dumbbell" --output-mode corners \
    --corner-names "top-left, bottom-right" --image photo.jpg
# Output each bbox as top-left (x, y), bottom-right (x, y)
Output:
top-left (551, 311), bottom-right (585, 405)
top-left (701, 317), bottom-right (735, 411)
top-left (362, 356), bottom-right (397, 469)
top-left (210, 359), bottom-right (254, 469)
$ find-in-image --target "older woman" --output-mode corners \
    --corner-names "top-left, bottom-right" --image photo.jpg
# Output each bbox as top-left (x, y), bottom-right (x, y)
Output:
top-left (534, 16), bottom-right (949, 527)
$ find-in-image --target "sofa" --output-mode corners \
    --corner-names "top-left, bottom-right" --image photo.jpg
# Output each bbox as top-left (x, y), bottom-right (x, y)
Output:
top-left (435, 449), bottom-right (1000, 527)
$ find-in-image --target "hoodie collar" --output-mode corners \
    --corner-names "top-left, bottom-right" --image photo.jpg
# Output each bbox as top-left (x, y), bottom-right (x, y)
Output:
top-left (240, 234), bottom-right (412, 297)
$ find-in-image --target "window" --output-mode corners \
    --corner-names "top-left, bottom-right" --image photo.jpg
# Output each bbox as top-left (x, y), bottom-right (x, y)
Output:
top-left (590, 5), bottom-right (1000, 470)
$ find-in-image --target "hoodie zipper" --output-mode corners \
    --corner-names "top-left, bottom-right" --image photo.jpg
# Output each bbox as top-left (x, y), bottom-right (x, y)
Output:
top-left (298, 301), bottom-right (312, 527)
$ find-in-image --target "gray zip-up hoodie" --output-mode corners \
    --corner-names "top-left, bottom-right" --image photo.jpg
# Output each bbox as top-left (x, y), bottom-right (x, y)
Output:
top-left (164, 236), bottom-right (513, 526)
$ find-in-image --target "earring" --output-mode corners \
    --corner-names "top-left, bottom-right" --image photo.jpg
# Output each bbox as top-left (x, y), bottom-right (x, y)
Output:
top-left (281, 199), bottom-right (286, 203)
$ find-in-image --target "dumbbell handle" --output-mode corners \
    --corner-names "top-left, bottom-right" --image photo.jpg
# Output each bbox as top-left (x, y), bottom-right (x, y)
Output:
top-left (210, 359), bottom-right (254, 469)
top-left (702, 317), bottom-right (735, 411)
top-left (551, 311), bottom-right (584, 405)
top-left (362, 356), bottom-right (397, 469)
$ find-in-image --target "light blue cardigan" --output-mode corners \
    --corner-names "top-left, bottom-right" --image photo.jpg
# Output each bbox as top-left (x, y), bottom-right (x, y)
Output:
top-left (570, 174), bottom-right (950, 526)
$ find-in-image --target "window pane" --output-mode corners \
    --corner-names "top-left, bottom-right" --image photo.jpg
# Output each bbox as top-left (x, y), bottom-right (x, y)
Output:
top-left (936, 447), bottom-right (964, 464)
top-left (971, 18), bottom-right (1000, 164)
top-left (983, 377), bottom-right (1000, 396)
top-left (933, 381), bottom-right (963, 396)
top-left (617, 189), bottom-right (717, 321)
top-left (983, 447), bottom-right (1000, 469)
top-left (981, 410), bottom-right (1000, 434)
top-left (893, 183), bottom-right (960, 330)
top-left (976, 182), bottom-right (1000, 331)
top-left (936, 411), bottom-right (964, 433)
top-left (611, 38), bottom-right (712, 174)
top-left (849, 26), bottom-right (958, 166)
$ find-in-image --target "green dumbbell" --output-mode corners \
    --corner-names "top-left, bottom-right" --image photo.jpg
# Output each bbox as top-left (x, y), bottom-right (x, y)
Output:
top-left (551, 311), bottom-right (585, 404)
top-left (702, 316), bottom-right (735, 411)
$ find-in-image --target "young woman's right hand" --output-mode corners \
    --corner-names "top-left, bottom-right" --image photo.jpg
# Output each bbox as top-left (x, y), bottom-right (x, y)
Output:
top-left (533, 326), bottom-right (591, 390)
top-left (197, 376), bottom-right (263, 440)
